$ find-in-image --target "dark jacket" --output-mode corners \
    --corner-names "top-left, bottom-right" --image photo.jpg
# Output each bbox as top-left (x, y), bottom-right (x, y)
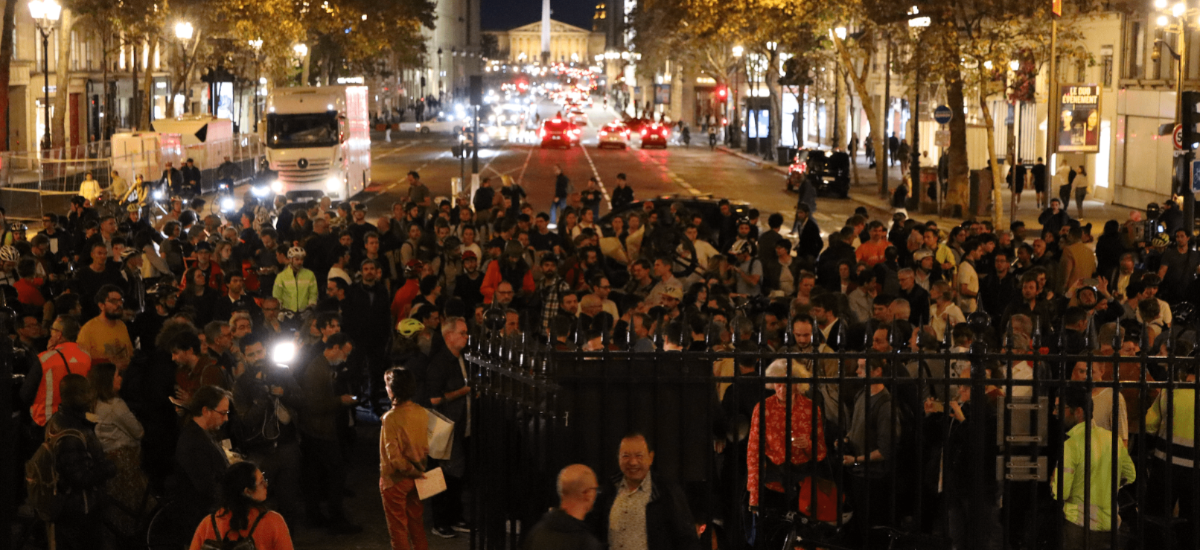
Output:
top-left (522, 508), bottom-right (602, 550)
top-left (174, 418), bottom-right (229, 510)
top-left (587, 472), bottom-right (699, 550)
top-left (793, 217), bottom-right (823, 262)
top-left (611, 185), bottom-right (634, 211)
top-left (298, 355), bottom-right (344, 441)
top-left (816, 239), bottom-right (855, 291)
top-left (45, 408), bottom-right (117, 514)
top-left (344, 280), bottom-right (393, 344)
top-left (555, 174), bottom-right (570, 199)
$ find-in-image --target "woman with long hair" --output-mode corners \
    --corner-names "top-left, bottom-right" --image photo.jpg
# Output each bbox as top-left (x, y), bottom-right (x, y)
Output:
top-left (179, 267), bottom-right (217, 326)
top-left (88, 364), bottom-right (152, 539)
top-left (379, 368), bottom-right (429, 550)
top-left (188, 461), bottom-right (294, 550)
top-left (214, 240), bottom-right (240, 280)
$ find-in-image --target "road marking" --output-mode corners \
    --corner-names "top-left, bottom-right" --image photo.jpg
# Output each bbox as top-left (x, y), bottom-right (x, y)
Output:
top-left (516, 143), bottom-right (536, 187)
top-left (578, 144), bottom-right (612, 209)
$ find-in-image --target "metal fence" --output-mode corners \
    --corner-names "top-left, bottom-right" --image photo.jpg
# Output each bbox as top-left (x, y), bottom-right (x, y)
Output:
top-left (462, 328), bottom-right (1200, 550)
top-left (0, 136), bottom-right (263, 223)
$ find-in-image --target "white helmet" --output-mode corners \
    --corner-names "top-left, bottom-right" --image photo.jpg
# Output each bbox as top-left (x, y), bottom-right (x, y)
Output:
top-left (287, 246), bottom-right (307, 259)
top-left (0, 245), bottom-right (18, 263)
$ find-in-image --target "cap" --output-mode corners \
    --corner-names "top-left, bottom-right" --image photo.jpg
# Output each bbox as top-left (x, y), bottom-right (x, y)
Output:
top-left (461, 250), bottom-right (477, 261)
top-left (405, 259), bottom-right (424, 269)
top-left (913, 249), bottom-right (933, 262)
top-left (663, 285), bottom-right (683, 300)
top-left (194, 242), bottom-right (213, 252)
top-left (126, 203), bottom-right (141, 213)
top-left (120, 247), bottom-right (143, 262)
top-left (729, 239), bottom-right (757, 257)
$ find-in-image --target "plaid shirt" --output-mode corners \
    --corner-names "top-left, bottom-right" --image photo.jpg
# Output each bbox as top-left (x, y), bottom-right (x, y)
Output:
top-left (539, 276), bottom-right (572, 336)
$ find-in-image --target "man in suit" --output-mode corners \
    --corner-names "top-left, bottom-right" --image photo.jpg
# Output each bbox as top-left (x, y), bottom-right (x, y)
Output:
top-left (792, 203), bottom-right (824, 268)
top-left (426, 316), bottom-right (472, 538)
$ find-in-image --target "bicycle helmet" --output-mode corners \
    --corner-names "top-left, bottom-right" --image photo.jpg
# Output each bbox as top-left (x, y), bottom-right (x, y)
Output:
top-left (287, 246), bottom-right (307, 259)
top-left (0, 245), bottom-right (18, 263)
top-left (403, 260), bottom-right (425, 279)
top-left (396, 318), bottom-right (426, 337)
top-left (728, 239), bottom-right (757, 257)
top-left (120, 247), bottom-right (143, 262)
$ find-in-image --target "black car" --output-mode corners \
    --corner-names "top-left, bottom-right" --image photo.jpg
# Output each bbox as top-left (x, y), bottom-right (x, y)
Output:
top-left (788, 149), bottom-right (851, 198)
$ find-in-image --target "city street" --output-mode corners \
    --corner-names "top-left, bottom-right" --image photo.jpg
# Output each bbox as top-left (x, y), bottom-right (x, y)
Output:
top-left (356, 100), bottom-right (882, 237)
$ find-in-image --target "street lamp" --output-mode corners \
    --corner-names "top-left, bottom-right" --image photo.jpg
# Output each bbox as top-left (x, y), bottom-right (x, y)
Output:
top-left (29, 0), bottom-right (62, 151)
top-left (175, 21), bottom-right (194, 114)
top-left (1154, 1), bottom-right (1197, 233)
top-left (249, 39), bottom-right (263, 132)
top-left (293, 43), bottom-right (309, 85)
top-left (731, 45), bottom-right (744, 148)
top-left (908, 7), bottom-right (931, 212)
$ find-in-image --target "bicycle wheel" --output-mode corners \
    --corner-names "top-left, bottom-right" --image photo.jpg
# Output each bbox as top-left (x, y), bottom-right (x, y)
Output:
top-left (145, 500), bottom-right (195, 550)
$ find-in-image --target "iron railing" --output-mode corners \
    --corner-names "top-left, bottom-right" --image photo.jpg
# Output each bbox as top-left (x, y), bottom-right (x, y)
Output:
top-left (462, 326), bottom-right (1200, 550)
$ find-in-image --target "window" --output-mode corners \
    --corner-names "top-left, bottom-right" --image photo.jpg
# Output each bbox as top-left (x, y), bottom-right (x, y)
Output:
top-left (1075, 59), bottom-right (1087, 82)
top-left (1124, 20), bottom-right (1144, 79)
top-left (1103, 54), bottom-right (1113, 87)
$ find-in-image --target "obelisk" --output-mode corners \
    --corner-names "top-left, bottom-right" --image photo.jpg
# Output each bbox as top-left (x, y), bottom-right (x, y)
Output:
top-left (541, 0), bottom-right (551, 64)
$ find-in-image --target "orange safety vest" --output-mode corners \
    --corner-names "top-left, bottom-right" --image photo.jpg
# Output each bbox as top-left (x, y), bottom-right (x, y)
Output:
top-left (30, 342), bottom-right (92, 426)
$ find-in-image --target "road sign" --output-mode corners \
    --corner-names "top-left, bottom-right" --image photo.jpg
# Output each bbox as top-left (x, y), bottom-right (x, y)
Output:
top-left (935, 129), bottom-right (951, 148)
top-left (934, 105), bottom-right (953, 125)
top-left (1192, 159), bottom-right (1200, 193)
top-left (1176, 124), bottom-right (1184, 151)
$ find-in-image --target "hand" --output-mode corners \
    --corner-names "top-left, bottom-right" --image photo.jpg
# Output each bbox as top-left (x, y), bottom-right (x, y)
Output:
top-left (843, 455), bottom-right (857, 465)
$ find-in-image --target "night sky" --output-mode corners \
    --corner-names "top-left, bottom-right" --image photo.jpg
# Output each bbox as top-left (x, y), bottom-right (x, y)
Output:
top-left (481, 0), bottom-right (597, 31)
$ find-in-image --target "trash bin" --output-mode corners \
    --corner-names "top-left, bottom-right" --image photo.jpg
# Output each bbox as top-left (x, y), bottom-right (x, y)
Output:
top-left (777, 147), bottom-right (796, 166)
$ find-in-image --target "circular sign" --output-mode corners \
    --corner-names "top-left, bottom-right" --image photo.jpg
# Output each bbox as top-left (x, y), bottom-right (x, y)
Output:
top-left (933, 105), bottom-right (953, 125)
top-left (1174, 124), bottom-right (1184, 151)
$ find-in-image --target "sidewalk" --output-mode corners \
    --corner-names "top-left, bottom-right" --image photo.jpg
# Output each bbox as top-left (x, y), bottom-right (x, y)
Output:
top-left (716, 145), bottom-right (1138, 231)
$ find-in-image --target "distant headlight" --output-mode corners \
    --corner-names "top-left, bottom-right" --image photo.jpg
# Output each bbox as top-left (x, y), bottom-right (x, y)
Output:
top-left (251, 185), bottom-right (270, 197)
top-left (152, 190), bottom-right (165, 200)
top-left (326, 176), bottom-right (341, 191)
top-left (271, 180), bottom-right (284, 194)
top-left (220, 197), bottom-right (236, 212)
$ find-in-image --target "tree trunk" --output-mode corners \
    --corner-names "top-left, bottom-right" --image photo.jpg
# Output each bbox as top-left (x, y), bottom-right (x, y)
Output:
top-left (767, 51), bottom-right (780, 159)
top-left (833, 34), bottom-right (885, 201)
top-left (132, 38), bottom-right (139, 129)
top-left (301, 51), bottom-right (311, 86)
top-left (51, 8), bottom-right (73, 151)
top-left (945, 64), bottom-right (970, 218)
top-left (979, 70), bottom-right (1003, 227)
top-left (0, 0), bottom-right (16, 150)
top-left (139, 36), bottom-right (157, 131)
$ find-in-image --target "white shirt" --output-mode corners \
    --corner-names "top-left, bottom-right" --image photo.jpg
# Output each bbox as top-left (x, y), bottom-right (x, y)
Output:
top-left (956, 260), bottom-right (979, 313)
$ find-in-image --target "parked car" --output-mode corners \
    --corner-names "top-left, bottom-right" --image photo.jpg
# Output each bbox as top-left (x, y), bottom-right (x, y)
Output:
top-left (788, 149), bottom-right (850, 198)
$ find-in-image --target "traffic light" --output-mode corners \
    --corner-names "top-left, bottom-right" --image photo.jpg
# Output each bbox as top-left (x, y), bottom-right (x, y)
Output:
top-left (716, 86), bottom-right (727, 100)
top-left (1183, 90), bottom-right (1200, 150)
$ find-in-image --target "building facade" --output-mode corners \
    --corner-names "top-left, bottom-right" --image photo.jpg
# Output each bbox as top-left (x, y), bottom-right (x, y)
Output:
top-left (484, 20), bottom-right (606, 65)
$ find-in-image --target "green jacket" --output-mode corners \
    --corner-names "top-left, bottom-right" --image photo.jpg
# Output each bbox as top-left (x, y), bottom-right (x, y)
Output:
top-left (1145, 388), bottom-right (1196, 467)
top-left (272, 266), bottom-right (317, 312)
top-left (1052, 421), bottom-right (1135, 532)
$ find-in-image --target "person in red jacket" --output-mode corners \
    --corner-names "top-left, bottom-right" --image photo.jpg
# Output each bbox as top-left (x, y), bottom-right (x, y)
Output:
top-left (391, 260), bottom-right (424, 321)
top-left (480, 241), bottom-right (535, 305)
top-left (26, 315), bottom-right (92, 427)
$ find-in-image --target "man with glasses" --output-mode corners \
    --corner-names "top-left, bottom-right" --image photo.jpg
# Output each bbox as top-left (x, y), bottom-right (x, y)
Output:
top-left (259, 297), bottom-right (285, 336)
top-left (427, 317), bottom-right (473, 538)
top-left (76, 285), bottom-right (134, 370)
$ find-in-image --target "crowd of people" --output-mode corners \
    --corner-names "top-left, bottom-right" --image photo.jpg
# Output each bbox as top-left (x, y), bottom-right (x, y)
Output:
top-left (5, 153), bottom-right (1200, 550)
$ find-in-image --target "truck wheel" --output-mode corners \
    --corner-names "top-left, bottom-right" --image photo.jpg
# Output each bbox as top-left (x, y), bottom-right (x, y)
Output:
top-left (420, 127), bottom-right (431, 134)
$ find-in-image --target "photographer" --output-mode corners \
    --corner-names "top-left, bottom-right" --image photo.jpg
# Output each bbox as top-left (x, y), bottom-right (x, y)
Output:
top-left (232, 334), bottom-right (304, 527)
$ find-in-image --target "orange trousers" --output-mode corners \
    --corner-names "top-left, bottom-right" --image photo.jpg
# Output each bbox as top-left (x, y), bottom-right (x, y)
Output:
top-left (381, 478), bottom-right (429, 550)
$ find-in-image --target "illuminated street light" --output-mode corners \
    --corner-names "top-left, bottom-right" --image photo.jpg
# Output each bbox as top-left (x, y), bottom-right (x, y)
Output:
top-left (28, 0), bottom-right (61, 151)
top-left (294, 43), bottom-right (309, 58)
top-left (834, 27), bottom-right (847, 40)
top-left (174, 21), bottom-right (194, 40)
top-left (732, 45), bottom-right (744, 58)
top-left (1009, 59), bottom-right (1020, 71)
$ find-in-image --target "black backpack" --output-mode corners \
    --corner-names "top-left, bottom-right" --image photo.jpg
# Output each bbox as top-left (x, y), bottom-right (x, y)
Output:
top-left (24, 428), bottom-right (88, 521)
top-left (200, 512), bottom-right (266, 550)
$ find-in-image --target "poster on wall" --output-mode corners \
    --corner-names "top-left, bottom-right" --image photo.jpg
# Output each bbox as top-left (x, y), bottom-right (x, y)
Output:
top-left (654, 84), bottom-right (671, 105)
top-left (1057, 84), bottom-right (1100, 153)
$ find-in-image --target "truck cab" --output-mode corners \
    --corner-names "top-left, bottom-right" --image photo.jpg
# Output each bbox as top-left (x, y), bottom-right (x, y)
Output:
top-left (262, 86), bottom-right (370, 200)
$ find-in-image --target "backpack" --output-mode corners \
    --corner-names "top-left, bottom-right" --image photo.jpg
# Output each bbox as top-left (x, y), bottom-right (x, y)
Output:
top-left (24, 427), bottom-right (88, 521)
top-left (200, 511), bottom-right (267, 550)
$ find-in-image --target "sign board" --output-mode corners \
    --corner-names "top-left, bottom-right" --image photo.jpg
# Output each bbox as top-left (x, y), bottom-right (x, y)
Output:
top-left (1192, 159), bottom-right (1200, 193)
top-left (935, 129), bottom-right (951, 148)
top-left (1175, 124), bottom-right (1184, 151)
top-left (1052, 0), bottom-right (1062, 17)
top-left (933, 105), bottom-right (953, 125)
top-left (1057, 84), bottom-right (1101, 153)
top-left (654, 84), bottom-right (671, 105)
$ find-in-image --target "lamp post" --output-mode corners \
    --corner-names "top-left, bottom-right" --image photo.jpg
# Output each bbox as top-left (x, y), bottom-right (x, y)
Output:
top-left (175, 21), bottom-right (194, 114)
top-left (909, 8), bottom-right (930, 211)
top-left (731, 45), bottom-right (744, 148)
top-left (293, 43), bottom-right (309, 86)
top-left (1155, 0), bottom-right (1196, 233)
top-left (764, 41), bottom-right (778, 161)
top-left (249, 39), bottom-right (263, 132)
top-left (29, 0), bottom-right (62, 152)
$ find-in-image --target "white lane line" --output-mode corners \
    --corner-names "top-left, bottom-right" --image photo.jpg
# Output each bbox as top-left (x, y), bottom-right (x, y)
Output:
top-left (516, 143), bottom-right (537, 186)
top-left (578, 144), bottom-right (612, 210)
top-left (364, 150), bottom-right (452, 204)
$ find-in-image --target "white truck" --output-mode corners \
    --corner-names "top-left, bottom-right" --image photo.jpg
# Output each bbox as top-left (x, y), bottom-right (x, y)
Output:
top-left (261, 86), bottom-right (371, 200)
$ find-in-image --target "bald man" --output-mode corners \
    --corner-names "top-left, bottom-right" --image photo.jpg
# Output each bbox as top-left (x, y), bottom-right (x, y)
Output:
top-left (522, 464), bottom-right (602, 550)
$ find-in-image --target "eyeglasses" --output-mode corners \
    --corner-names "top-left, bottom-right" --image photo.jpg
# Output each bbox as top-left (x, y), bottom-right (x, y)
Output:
top-left (106, 297), bottom-right (124, 305)
top-left (213, 409), bottom-right (230, 417)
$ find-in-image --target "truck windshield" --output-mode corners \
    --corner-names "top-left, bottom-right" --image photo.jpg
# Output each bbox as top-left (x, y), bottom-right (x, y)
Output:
top-left (266, 112), bottom-right (339, 148)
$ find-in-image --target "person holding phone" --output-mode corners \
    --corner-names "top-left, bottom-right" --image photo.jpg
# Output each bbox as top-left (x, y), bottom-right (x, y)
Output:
top-left (297, 334), bottom-right (362, 534)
